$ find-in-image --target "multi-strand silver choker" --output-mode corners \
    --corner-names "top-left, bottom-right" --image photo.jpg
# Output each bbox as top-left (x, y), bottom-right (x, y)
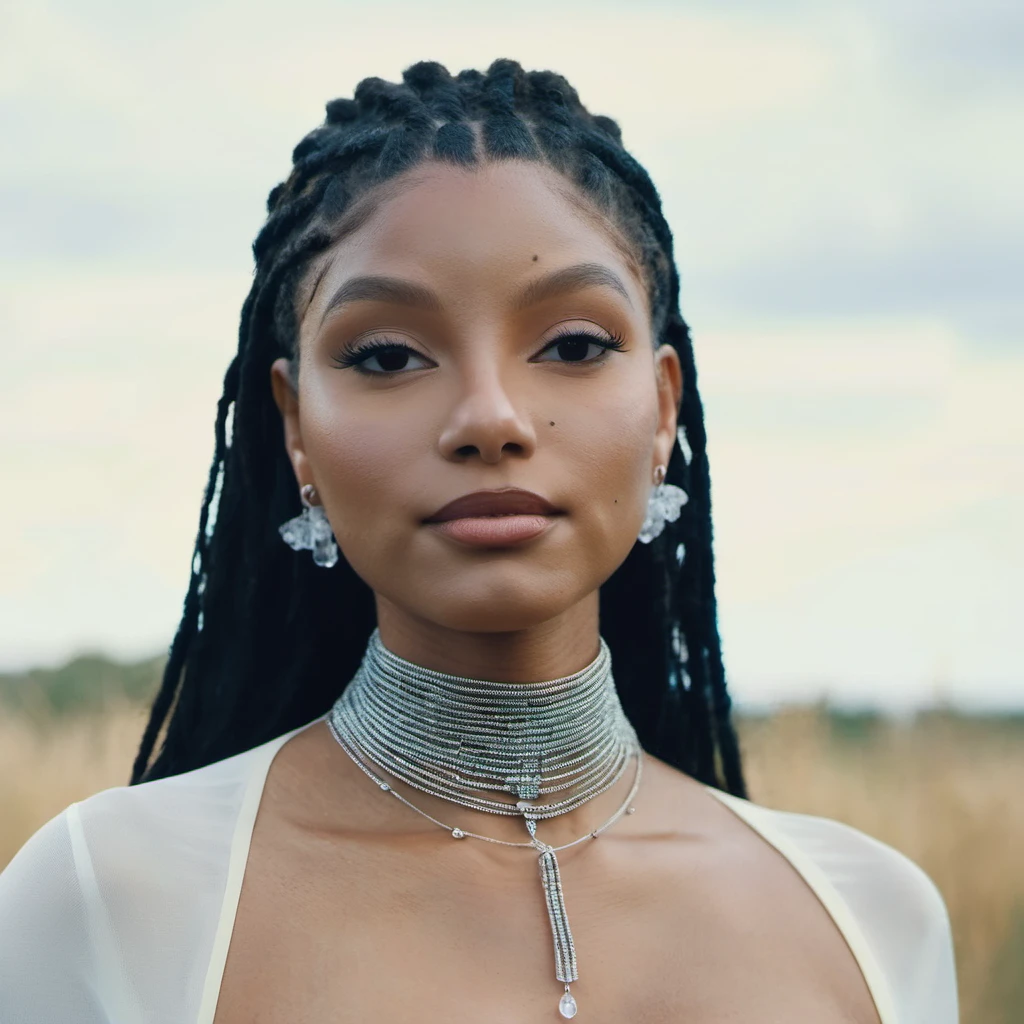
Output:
top-left (327, 626), bottom-right (643, 1019)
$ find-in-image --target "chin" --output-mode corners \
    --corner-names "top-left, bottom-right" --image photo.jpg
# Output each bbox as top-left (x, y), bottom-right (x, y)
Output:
top-left (414, 593), bottom-right (582, 634)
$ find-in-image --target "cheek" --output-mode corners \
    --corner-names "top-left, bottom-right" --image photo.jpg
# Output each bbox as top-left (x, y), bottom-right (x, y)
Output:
top-left (559, 375), bottom-right (660, 540)
top-left (294, 356), bottom-right (659, 601)
top-left (297, 383), bottom-right (425, 553)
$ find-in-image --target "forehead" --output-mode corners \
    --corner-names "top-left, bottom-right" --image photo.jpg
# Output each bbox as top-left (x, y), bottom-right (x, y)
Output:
top-left (300, 160), bottom-right (647, 313)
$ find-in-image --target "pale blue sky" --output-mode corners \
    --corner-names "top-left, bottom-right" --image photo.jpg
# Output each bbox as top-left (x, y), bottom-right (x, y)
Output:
top-left (1, 0), bottom-right (1021, 709)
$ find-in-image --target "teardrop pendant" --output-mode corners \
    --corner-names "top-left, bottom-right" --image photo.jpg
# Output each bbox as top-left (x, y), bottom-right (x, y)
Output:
top-left (559, 985), bottom-right (578, 1018)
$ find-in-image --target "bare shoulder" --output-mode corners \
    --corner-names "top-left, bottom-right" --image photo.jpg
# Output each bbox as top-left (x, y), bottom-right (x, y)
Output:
top-left (638, 758), bottom-right (958, 1018)
top-left (711, 786), bottom-right (953, 931)
top-left (642, 755), bottom-right (950, 920)
top-left (695, 779), bottom-right (959, 1014)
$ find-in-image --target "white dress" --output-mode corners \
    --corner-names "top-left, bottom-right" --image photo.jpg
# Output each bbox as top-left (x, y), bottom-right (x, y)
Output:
top-left (0, 713), bottom-right (959, 1023)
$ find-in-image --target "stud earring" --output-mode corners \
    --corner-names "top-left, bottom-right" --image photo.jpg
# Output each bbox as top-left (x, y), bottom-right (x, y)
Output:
top-left (637, 463), bottom-right (688, 544)
top-left (279, 483), bottom-right (339, 568)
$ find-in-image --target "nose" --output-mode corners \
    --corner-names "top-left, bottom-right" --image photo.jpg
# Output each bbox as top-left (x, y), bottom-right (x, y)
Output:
top-left (437, 361), bottom-right (537, 464)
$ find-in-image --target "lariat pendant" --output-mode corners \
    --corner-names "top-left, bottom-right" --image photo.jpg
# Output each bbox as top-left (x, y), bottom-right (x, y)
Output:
top-left (520, 803), bottom-right (579, 1019)
top-left (326, 631), bottom-right (644, 1023)
top-left (539, 843), bottom-right (579, 1018)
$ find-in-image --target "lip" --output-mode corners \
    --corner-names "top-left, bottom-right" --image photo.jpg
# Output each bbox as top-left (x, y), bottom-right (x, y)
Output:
top-left (426, 514), bottom-right (558, 547)
top-left (423, 488), bottom-right (563, 523)
top-left (422, 488), bottom-right (564, 549)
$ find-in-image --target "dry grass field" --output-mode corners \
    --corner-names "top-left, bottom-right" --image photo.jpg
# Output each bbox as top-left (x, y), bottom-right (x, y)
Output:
top-left (2, 699), bottom-right (1022, 1020)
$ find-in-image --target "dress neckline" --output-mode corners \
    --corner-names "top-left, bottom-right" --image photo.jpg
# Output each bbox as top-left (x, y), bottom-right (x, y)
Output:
top-left (196, 716), bottom-right (896, 1024)
top-left (197, 715), bottom-right (326, 1023)
top-left (699, 785), bottom-right (896, 1022)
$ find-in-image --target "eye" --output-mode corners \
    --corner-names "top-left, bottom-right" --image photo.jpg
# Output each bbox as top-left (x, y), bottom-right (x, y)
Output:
top-left (330, 337), bottom-right (433, 376)
top-left (330, 326), bottom-right (628, 377)
top-left (533, 327), bottom-right (628, 365)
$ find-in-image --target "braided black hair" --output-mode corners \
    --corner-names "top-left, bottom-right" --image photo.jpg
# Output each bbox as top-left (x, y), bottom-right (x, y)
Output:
top-left (130, 59), bottom-right (747, 798)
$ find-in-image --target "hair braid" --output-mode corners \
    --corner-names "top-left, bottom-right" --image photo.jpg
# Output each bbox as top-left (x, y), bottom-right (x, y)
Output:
top-left (402, 61), bottom-right (470, 124)
top-left (132, 57), bottom-right (747, 799)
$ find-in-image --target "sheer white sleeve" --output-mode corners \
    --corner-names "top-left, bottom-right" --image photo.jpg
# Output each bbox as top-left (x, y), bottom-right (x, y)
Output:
top-left (0, 806), bottom-right (111, 1022)
top-left (0, 738), bottom-right (278, 1024)
top-left (774, 809), bottom-right (960, 1023)
top-left (711, 790), bottom-right (960, 1024)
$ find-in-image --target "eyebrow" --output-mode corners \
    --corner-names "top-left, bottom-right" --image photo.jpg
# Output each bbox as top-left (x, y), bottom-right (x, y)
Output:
top-left (318, 261), bottom-right (634, 328)
top-left (319, 276), bottom-right (442, 326)
top-left (511, 262), bottom-right (634, 311)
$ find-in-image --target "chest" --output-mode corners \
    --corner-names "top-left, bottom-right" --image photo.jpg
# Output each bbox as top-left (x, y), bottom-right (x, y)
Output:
top-left (213, 826), bottom-right (882, 1024)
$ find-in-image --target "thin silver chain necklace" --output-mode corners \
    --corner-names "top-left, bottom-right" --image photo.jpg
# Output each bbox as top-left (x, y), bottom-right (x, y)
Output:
top-left (327, 627), bottom-right (643, 1019)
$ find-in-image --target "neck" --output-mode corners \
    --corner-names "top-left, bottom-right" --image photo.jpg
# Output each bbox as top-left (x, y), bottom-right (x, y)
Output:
top-left (329, 612), bottom-right (641, 847)
top-left (373, 592), bottom-right (601, 682)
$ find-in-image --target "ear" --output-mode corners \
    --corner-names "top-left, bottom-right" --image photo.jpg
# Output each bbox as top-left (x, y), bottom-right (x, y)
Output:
top-left (652, 343), bottom-right (683, 473)
top-left (270, 357), bottom-right (311, 490)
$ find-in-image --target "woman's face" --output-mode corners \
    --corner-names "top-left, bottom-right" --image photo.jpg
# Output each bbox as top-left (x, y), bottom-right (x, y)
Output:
top-left (271, 160), bottom-right (682, 634)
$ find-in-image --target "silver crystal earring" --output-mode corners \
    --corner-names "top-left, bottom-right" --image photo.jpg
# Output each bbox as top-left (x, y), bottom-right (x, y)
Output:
top-left (637, 463), bottom-right (689, 544)
top-left (279, 483), bottom-right (339, 568)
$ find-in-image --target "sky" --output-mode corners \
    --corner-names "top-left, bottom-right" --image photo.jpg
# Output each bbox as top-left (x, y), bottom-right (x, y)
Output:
top-left (1, 0), bottom-right (1021, 710)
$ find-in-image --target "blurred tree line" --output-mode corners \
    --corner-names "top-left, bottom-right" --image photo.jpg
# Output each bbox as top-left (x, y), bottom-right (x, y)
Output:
top-left (2, 650), bottom-right (1020, 738)
top-left (0, 653), bottom-right (166, 718)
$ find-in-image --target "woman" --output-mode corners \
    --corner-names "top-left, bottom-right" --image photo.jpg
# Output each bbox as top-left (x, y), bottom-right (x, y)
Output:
top-left (0, 59), bottom-right (957, 1022)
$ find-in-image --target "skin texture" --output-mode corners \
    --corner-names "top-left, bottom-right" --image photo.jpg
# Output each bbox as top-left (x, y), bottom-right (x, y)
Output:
top-left (212, 161), bottom-right (883, 1023)
top-left (271, 160), bottom-right (677, 684)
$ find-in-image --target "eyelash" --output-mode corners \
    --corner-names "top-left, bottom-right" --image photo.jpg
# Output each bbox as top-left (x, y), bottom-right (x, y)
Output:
top-left (330, 328), bottom-right (628, 376)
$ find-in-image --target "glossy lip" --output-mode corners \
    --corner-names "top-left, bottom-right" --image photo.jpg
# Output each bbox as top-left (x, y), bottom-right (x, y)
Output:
top-left (422, 488), bottom-right (563, 523)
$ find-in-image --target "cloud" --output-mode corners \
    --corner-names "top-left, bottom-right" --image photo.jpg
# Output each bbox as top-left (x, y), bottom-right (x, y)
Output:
top-left (699, 325), bottom-right (1023, 581)
top-left (0, 1), bottom-right (1020, 705)
top-left (698, 316), bottom-right (1024, 706)
top-left (0, 267), bottom-right (245, 587)
top-left (9, 1), bottom-right (1020, 345)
